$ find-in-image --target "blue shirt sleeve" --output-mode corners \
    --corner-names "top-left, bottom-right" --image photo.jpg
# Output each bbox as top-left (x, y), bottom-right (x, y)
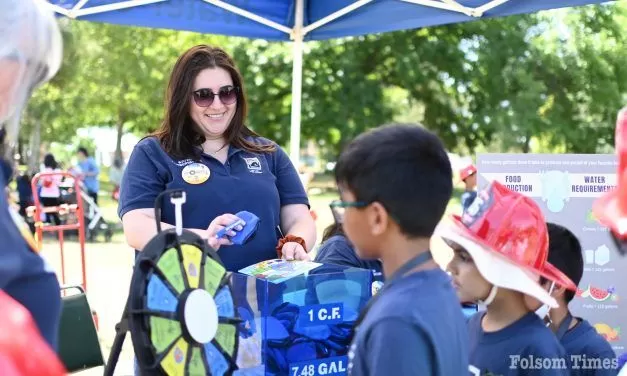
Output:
top-left (271, 145), bottom-right (309, 207)
top-left (315, 236), bottom-right (362, 268)
top-left (88, 158), bottom-right (100, 174)
top-left (365, 318), bottom-right (435, 375)
top-left (117, 141), bottom-right (170, 218)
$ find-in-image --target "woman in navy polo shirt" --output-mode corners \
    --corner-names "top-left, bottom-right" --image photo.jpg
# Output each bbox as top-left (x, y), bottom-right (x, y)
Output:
top-left (0, 0), bottom-right (64, 353)
top-left (118, 45), bottom-right (316, 271)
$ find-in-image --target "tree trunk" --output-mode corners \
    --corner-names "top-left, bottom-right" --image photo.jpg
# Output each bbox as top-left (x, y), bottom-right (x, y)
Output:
top-left (115, 111), bottom-right (124, 162)
top-left (522, 132), bottom-right (531, 154)
top-left (28, 120), bottom-right (42, 173)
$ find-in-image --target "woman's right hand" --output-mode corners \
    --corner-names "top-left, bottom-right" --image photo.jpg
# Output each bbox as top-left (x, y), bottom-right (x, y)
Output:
top-left (206, 214), bottom-right (245, 250)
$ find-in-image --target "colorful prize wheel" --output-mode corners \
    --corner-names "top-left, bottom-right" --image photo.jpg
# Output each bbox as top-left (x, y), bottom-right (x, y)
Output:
top-left (128, 230), bottom-right (241, 376)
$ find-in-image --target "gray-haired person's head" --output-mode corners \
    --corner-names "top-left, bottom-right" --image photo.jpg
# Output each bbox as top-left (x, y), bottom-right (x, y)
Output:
top-left (0, 0), bottom-right (63, 158)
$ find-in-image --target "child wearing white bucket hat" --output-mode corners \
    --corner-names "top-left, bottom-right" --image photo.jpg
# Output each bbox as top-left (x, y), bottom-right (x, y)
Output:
top-left (441, 181), bottom-right (576, 375)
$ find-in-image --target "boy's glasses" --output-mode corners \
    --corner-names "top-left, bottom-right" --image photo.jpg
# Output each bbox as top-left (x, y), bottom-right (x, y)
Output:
top-left (329, 199), bottom-right (367, 223)
top-left (192, 85), bottom-right (239, 107)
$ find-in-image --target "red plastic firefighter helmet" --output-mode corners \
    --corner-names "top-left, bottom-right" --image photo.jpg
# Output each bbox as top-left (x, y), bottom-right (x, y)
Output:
top-left (0, 290), bottom-right (66, 376)
top-left (439, 181), bottom-right (576, 307)
top-left (593, 107), bottom-right (627, 256)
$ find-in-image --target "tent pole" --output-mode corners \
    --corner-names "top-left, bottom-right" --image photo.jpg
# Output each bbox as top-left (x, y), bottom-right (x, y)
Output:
top-left (289, 0), bottom-right (305, 168)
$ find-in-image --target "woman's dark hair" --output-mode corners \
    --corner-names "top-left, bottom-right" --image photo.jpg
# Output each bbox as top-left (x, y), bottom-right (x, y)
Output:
top-left (322, 222), bottom-right (345, 243)
top-left (154, 45), bottom-right (275, 160)
top-left (43, 153), bottom-right (58, 169)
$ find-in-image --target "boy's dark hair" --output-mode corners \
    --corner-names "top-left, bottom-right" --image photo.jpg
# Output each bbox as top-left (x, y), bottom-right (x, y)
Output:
top-left (334, 124), bottom-right (453, 238)
top-left (540, 222), bottom-right (584, 303)
top-left (77, 147), bottom-right (89, 156)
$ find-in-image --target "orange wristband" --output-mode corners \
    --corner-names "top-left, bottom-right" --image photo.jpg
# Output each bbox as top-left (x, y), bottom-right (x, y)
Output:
top-left (276, 235), bottom-right (307, 258)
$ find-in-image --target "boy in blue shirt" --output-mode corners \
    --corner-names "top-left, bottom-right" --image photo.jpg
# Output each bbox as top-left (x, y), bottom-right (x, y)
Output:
top-left (441, 181), bottom-right (575, 375)
top-left (525, 223), bottom-right (618, 375)
top-left (335, 124), bottom-right (468, 375)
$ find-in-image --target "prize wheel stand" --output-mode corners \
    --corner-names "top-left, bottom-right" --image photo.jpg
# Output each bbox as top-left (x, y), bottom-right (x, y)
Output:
top-left (29, 171), bottom-right (88, 293)
top-left (105, 190), bottom-right (242, 376)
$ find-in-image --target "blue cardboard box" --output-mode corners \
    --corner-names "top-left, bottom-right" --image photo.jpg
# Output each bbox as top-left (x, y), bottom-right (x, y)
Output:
top-left (229, 261), bottom-right (373, 376)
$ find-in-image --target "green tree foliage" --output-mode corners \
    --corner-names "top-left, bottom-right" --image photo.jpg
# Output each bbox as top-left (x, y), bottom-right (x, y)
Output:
top-left (21, 2), bottom-right (626, 159)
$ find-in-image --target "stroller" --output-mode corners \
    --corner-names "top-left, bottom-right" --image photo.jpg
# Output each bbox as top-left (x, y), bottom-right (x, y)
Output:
top-left (59, 178), bottom-right (113, 242)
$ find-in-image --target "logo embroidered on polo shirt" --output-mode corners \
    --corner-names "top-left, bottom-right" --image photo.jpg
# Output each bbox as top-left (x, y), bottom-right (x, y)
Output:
top-left (242, 157), bottom-right (262, 174)
top-left (174, 159), bottom-right (194, 167)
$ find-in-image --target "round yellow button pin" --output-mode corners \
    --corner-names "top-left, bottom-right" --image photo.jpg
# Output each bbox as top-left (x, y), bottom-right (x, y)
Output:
top-left (182, 163), bottom-right (210, 184)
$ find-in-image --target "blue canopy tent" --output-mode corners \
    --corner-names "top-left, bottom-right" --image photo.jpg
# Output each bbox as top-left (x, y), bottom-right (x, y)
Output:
top-left (44, 0), bottom-right (610, 165)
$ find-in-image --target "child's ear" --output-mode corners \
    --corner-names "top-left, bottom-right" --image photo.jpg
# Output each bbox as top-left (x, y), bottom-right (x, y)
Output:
top-left (553, 285), bottom-right (567, 298)
top-left (368, 201), bottom-right (389, 236)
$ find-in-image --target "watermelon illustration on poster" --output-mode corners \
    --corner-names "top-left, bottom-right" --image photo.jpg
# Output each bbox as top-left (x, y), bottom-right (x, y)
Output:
top-left (477, 153), bottom-right (626, 356)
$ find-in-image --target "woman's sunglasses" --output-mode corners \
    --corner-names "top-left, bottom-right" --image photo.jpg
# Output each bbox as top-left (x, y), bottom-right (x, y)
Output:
top-left (192, 85), bottom-right (239, 107)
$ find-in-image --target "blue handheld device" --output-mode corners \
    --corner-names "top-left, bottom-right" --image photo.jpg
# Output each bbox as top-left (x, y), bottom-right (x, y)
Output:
top-left (215, 211), bottom-right (260, 245)
top-left (216, 219), bottom-right (245, 239)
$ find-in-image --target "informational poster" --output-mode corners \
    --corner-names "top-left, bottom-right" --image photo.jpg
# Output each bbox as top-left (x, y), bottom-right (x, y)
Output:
top-left (477, 153), bottom-right (626, 356)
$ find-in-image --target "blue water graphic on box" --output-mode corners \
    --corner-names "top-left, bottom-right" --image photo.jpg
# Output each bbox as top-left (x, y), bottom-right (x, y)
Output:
top-left (229, 262), bottom-right (372, 375)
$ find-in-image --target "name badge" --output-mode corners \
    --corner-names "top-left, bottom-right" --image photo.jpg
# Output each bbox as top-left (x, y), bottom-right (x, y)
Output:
top-left (182, 163), bottom-right (210, 184)
top-left (371, 281), bottom-right (384, 296)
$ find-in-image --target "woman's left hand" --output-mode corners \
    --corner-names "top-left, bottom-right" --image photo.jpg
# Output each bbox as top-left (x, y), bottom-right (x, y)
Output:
top-left (281, 242), bottom-right (310, 261)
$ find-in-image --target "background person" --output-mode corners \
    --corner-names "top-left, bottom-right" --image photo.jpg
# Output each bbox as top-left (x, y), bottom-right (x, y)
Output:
top-left (108, 156), bottom-right (124, 201)
top-left (524, 223), bottom-right (617, 375)
top-left (75, 146), bottom-right (100, 205)
top-left (459, 163), bottom-right (478, 211)
top-left (39, 153), bottom-right (63, 226)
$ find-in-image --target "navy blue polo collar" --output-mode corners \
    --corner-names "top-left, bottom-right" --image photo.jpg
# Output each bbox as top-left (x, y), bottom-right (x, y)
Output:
top-left (195, 135), bottom-right (259, 159)
top-left (228, 135), bottom-right (260, 157)
top-left (193, 143), bottom-right (244, 161)
top-left (227, 144), bottom-right (243, 158)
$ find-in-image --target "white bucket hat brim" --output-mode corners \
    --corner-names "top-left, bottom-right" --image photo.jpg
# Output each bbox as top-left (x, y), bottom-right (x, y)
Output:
top-left (438, 223), bottom-right (558, 309)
